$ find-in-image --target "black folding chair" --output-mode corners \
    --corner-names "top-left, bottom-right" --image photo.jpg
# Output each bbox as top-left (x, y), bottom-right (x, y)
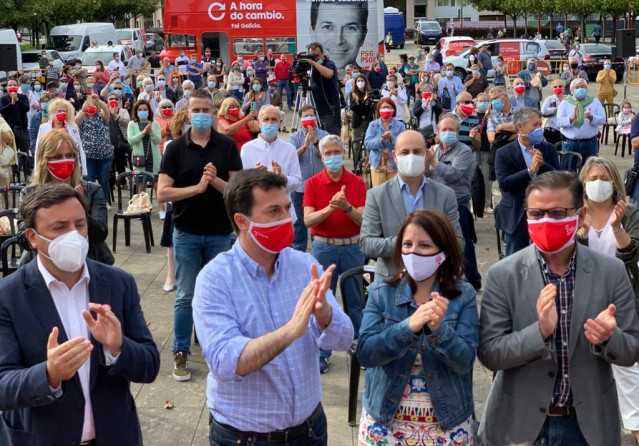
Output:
top-left (556, 150), bottom-right (583, 174)
top-left (338, 264), bottom-right (376, 426)
top-left (112, 171), bottom-right (155, 253)
top-left (0, 184), bottom-right (25, 210)
top-left (1, 236), bottom-right (24, 277)
top-left (600, 103), bottom-right (619, 145)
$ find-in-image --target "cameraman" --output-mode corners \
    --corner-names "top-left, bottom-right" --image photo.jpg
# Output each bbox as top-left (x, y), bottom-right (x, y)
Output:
top-left (305, 42), bottom-right (342, 135)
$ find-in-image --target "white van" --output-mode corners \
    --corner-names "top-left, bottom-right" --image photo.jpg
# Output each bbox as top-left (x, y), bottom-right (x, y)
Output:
top-left (47, 23), bottom-right (116, 63)
top-left (81, 44), bottom-right (133, 79)
top-left (115, 29), bottom-right (145, 55)
top-left (0, 29), bottom-right (22, 83)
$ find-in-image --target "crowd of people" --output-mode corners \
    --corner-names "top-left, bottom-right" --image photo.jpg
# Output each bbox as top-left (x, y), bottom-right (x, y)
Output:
top-left (2, 38), bottom-right (639, 446)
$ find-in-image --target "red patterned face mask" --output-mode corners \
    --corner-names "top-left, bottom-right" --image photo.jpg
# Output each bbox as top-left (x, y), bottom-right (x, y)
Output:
top-left (47, 159), bottom-right (75, 180)
top-left (301, 116), bottom-right (317, 129)
top-left (85, 106), bottom-right (98, 115)
top-left (460, 104), bottom-right (475, 116)
top-left (246, 217), bottom-right (294, 254)
top-left (161, 108), bottom-right (173, 117)
top-left (527, 214), bottom-right (579, 253)
top-left (108, 100), bottom-right (119, 108)
top-left (514, 85), bottom-right (526, 95)
top-left (422, 91), bottom-right (432, 100)
top-left (228, 108), bottom-right (239, 118)
top-left (54, 112), bottom-right (68, 123)
top-left (553, 87), bottom-right (564, 96)
top-left (379, 109), bottom-right (393, 120)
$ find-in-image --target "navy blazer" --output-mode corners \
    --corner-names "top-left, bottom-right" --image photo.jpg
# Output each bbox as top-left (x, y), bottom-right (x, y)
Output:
top-left (509, 95), bottom-right (539, 111)
top-left (0, 259), bottom-right (160, 446)
top-left (494, 139), bottom-right (560, 234)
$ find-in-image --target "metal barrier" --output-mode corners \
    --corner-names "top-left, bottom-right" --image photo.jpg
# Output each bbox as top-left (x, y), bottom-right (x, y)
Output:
top-left (628, 60), bottom-right (639, 85)
top-left (505, 59), bottom-right (572, 80)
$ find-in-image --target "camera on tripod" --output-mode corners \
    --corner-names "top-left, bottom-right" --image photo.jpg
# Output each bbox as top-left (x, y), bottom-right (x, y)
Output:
top-left (291, 53), bottom-right (314, 78)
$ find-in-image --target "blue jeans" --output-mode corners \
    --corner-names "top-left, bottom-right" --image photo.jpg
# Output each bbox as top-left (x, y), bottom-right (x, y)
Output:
top-left (533, 414), bottom-right (587, 445)
top-left (562, 137), bottom-right (598, 171)
top-left (458, 199), bottom-right (481, 289)
top-left (505, 218), bottom-right (529, 256)
top-left (173, 230), bottom-right (231, 354)
top-left (209, 406), bottom-right (327, 446)
top-left (231, 89), bottom-right (243, 102)
top-left (292, 192), bottom-right (308, 251)
top-left (84, 156), bottom-right (113, 204)
top-left (311, 240), bottom-right (364, 359)
top-left (277, 80), bottom-right (292, 108)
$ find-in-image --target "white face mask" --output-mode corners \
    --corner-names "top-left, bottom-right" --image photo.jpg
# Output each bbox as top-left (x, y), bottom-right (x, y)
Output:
top-left (35, 230), bottom-right (89, 272)
top-left (386, 81), bottom-right (395, 89)
top-left (396, 154), bottom-right (426, 177)
top-left (356, 81), bottom-right (366, 89)
top-left (402, 251), bottom-right (447, 282)
top-left (585, 179), bottom-right (613, 203)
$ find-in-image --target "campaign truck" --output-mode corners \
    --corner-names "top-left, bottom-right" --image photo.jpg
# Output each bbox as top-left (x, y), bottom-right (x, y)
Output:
top-left (161, 0), bottom-right (385, 71)
top-left (383, 7), bottom-right (405, 49)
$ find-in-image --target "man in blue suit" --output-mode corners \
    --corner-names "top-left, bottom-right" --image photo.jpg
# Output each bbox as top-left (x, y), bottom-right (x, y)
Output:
top-left (495, 107), bottom-right (560, 255)
top-left (510, 77), bottom-right (540, 111)
top-left (0, 184), bottom-right (160, 446)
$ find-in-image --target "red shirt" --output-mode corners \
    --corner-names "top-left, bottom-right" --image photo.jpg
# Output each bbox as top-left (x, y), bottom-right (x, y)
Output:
top-left (217, 116), bottom-right (251, 151)
top-left (303, 168), bottom-right (366, 238)
top-left (274, 61), bottom-right (291, 81)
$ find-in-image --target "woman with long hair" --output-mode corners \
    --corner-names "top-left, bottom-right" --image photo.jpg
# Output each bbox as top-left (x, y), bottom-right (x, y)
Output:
top-left (216, 97), bottom-right (260, 151)
top-left (364, 98), bottom-right (406, 186)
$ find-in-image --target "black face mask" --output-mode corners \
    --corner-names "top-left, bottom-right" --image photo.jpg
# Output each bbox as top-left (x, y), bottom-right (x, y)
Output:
top-left (571, 63), bottom-right (578, 69)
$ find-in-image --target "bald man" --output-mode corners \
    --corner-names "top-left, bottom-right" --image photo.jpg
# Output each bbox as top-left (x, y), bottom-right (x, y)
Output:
top-left (360, 130), bottom-right (464, 279)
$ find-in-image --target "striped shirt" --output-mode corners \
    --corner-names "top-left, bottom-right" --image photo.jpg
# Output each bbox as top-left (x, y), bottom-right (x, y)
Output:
top-left (289, 127), bottom-right (329, 193)
top-left (537, 247), bottom-right (577, 407)
top-left (487, 109), bottom-right (515, 134)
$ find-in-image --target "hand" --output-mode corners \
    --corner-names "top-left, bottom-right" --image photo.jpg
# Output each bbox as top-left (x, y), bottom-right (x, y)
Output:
top-left (82, 303), bottom-right (122, 356)
top-left (285, 277), bottom-right (320, 340)
top-left (10, 93), bottom-right (18, 103)
top-left (255, 162), bottom-right (268, 170)
top-left (584, 108), bottom-right (593, 121)
top-left (196, 173), bottom-right (209, 193)
top-left (310, 263), bottom-right (335, 326)
top-left (204, 162), bottom-right (217, 186)
top-left (408, 302), bottom-right (432, 333)
top-left (110, 72), bottom-right (119, 80)
top-left (46, 326), bottom-right (93, 388)
top-left (584, 304), bottom-right (617, 345)
top-left (423, 292), bottom-right (450, 332)
top-left (143, 123), bottom-right (152, 134)
top-left (570, 105), bottom-right (579, 123)
top-left (124, 99), bottom-right (131, 109)
top-left (329, 186), bottom-right (348, 210)
top-left (91, 94), bottom-right (99, 103)
top-left (381, 131), bottom-right (392, 141)
top-left (425, 146), bottom-right (436, 165)
top-left (537, 284), bottom-right (558, 340)
top-left (390, 88), bottom-right (397, 96)
top-left (610, 200), bottom-right (627, 229)
top-left (469, 126), bottom-right (479, 138)
top-left (1, 131), bottom-right (12, 145)
top-left (74, 184), bottom-right (84, 195)
top-left (248, 109), bottom-right (258, 119)
top-left (579, 207), bottom-right (592, 237)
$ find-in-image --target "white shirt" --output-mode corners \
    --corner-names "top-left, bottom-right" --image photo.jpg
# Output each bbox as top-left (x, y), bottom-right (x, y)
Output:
top-left (587, 213), bottom-right (617, 258)
top-left (381, 86), bottom-right (408, 121)
top-left (35, 122), bottom-right (88, 176)
top-left (556, 96), bottom-right (606, 140)
top-left (107, 60), bottom-right (126, 79)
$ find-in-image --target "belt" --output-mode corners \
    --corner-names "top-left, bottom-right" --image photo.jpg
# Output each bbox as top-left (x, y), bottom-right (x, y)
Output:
top-left (566, 136), bottom-right (596, 142)
top-left (547, 405), bottom-right (573, 417)
top-left (213, 403), bottom-right (323, 443)
top-left (313, 235), bottom-right (360, 246)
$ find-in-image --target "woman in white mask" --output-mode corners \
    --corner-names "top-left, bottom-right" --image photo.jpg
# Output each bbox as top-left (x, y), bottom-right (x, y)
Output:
top-left (576, 157), bottom-right (639, 442)
top-left (357, 209), bottom-right (479, 446)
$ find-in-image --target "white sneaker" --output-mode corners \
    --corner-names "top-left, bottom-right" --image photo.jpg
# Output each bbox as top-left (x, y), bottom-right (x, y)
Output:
top-left (163, 283), bottom-right (175, 292)
top-left (106, 204), bottom-right (112, 211)
top-left (158, 210), bottom-right (166, 220)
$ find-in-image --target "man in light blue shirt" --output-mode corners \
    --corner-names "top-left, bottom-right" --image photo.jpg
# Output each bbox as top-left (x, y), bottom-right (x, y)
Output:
top-left (193, 169), bottom-right (354, 444)
top-left (437, 63), bottom-right (465, 112)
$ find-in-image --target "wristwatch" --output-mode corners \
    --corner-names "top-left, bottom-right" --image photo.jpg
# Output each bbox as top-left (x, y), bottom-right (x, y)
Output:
top-left (345, 205), bottom-right (353, 213)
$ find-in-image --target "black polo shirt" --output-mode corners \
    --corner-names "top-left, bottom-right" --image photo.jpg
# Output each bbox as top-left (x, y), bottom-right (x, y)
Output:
top-left (159, 128), bottom-right (242, 235)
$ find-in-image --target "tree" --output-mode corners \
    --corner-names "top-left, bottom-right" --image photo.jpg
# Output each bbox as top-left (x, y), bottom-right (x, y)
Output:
top-left (466, 0), bottom-right (529, 37)
top-left (93, 0), bottom-right (158, 23)
top-left (600, 0), bottom-right (627, 42)
top-left (555, 0), bottom-right (597, 43)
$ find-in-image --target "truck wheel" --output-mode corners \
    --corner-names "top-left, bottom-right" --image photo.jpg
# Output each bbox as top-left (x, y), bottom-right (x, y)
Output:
top-left (454, 67), bottom-right (466, 78)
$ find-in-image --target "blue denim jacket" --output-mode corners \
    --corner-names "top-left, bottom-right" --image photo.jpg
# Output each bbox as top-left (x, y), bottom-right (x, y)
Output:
top-left (357, 277), bottom-right (479, 430)
top-left (364, 118), bottom-right (405, 169)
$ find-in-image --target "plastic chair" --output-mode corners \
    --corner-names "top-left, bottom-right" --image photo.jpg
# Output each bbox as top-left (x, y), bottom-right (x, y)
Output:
top-left (112, 171), bottom-right (155, 254)
top-left (0, 185), bottom-right (25, 210)
top-left (338, 264), bottom-right (376, 426)
top-left (615, 131), bottom-right (632, 158)
top-left (1, 236), bottom-right (22, 277)
top-left (600, 103), bottom-right (619, 145)
top-left (557, 150), bottom-right (583, 173)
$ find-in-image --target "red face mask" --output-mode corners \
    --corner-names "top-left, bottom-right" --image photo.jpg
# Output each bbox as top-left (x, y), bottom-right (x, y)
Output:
top-left (553, 87), bottom-right (564, 96)
top-left (161, 108), bottom-right (173, 117)
top-left (47, 159), bottom-right (75, 181)
top-left (7, 86), bottom-right (18, 93)
top-left (228, 108), bottom-right (239, 118)
top-left (346, 70), bottom-right (352, 75)
top-left (108, 100), bottom-right (119, 108)
top-left (205, 53), bottom-right (211, 57)
top-left (54, 112), bottom-right (68, 123)
top-left (301, 116), bottom-right (317, 129)
top-left (514, 85), bottom-right (526, 95)
top-left (460, 104), bottom-right (475, 116)
top-left (422, 91), bottom-right (432, 100)
top-left (379, 109), bottom-right (393, 120)
top-left (374, 66), bottom-right (381, 73)
top-left (527, 214), bottom-right (579, 254)
top-left (247, 217), bottom-right (294, 254)
top-left (389, 70), bottom-right (395, 75)
top-left (85, 106), bottom-right (98, 115)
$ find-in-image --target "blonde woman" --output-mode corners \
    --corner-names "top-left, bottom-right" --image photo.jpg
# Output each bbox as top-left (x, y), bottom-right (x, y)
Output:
top-left (138, 76), bottom-right (159, 115)
top-left (155, 99), bottom-right (175, 149)
top-left (540, 78), bottom-right (566, 145)
top-left (35, 97), bottom-right (87, 176)
top-left (216, 97), bottom-right (259, 151)
top-left (577, 157), bottom-right (639, 443)
top-left (0, 116), bottom-right (17, 188)
top-left (22, 129), bottom-right (113, 264)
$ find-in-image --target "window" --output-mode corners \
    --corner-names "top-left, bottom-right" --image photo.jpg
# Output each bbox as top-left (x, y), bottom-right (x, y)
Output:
top-left (233, 38), bottom-right (264, 55)
top-left (266, 37), bottom-right (296, 55)
top-left (437, 0), bottom-right (455, 6)
top-left (167, 34), bottom-right (196, 48)
top-left (524, 42), bottom-right (540, 56)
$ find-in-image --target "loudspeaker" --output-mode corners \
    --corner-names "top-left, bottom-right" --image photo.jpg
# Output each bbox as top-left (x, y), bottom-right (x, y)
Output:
top-left (0, 44), bottom-right (18, 71)
top-left (616, 29), bottom-right (636, 58)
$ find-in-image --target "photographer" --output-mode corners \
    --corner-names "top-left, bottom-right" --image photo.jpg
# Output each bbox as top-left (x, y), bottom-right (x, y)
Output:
top-left (305, 42), bottom-right (342, 135)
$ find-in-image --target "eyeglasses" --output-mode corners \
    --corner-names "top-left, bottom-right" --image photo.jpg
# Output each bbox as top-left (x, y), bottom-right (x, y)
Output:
top-left (458, 100), bottom-right (473, 105)
top-left (525, 207), bottom-right (578, 220)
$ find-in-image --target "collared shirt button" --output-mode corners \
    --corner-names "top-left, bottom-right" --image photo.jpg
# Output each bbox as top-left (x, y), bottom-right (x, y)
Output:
top-left (563, 341), bottom-right (568, 346)
top-left (561, 310), bottom-right (566, 314)
top-left (564, 374), bottom-right (569, 379)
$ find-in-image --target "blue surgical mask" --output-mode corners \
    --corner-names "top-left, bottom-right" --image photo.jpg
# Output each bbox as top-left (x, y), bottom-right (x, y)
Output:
top-left (427, 58), bottom-right (433, 63)
top-left (190, 113), bottom-right (212, 131)
top-left (491, 98), bottom-right (504, 112)
top-left (184, 124), bottom-right (191, 133)
top-left (21, 84), bottom-right (30, 92)
top-left (261, 123), bottom-right (279, 139)
top-left (440, 131), bottom-right (458, 145)
top-left (352, 72), bottom-right (359, 79)
top-left (247, 70), bottom-right (254, 76)
top-left (379, 57), bottom-right (385, 63)
top-left (56, 88), bottom-right (61, 94)
top-left (145, 84), bottom-right (153, 91)
top-left (184, 90), bottom-right (192, 98)
top-left (604, 64), bottom-right (611, 70)
top-left (259, 56), bottom-right (264, 61)
top-left (42, 102), bottom-right (50, 113)
top-left (60, 83), bottom-right (67, 90)
top-left (496, 61), bottom-right (503, 66)
top-left (526, 127), bottom-right (544, 145)
top-left (114, 89), bottom-right (122, 97)
top-left (574, 87), bottom-right (587, 100)
top-left (268, 88), bottom-right (275, 94)
top-left (138, 110), bottom-right (149, 120)
top-left (472, 70), bottom-right (479, 76)
top-left (528, 64), bottom-right (536, 71)
top-left (34, 85), bottom-right (42, 92)
top-left (138, 81), bottom-right (143, 87)
top-left (323, 154), bottom-right (344, 172)
top-left (477, 102), bottom-right (489, 112)
top-left (252, 84), bottom-right (261, 92)
top-left (208, 81), bottom-right (216, 89)
top-left (445, 70), bottom-right (453, 77)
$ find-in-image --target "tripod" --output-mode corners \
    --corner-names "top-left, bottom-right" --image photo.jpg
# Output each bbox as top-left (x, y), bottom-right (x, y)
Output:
top-left (290, 78), bottom-right (321, 132)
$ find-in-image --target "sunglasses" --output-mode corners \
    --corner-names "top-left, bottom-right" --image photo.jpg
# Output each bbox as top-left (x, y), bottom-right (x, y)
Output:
top-left (112, 87), bottom-right (123, 90)
top-left (161, 105), bottom-right (173, 109)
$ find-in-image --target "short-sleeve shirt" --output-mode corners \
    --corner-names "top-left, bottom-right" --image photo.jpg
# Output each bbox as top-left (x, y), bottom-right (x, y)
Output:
top-left (303, 168), bottom-right (366, 238)
top-left (159, 129), bottom-right (243, 235)
top-left (310, 58), bottom-right (340, 116)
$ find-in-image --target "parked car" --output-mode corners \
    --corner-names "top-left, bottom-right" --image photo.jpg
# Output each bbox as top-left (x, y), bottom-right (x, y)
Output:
top-left (145, 33), bottom-right (164, 54)
top-left (542, 39), bottom-right (568, 60)
top-left (115, 28), bottom-right (145, 55)
top-left (21, 50), bottom-right (65, 79)
top-left (443, 39), bottom-right (552, 79)
top-left (414, 20), bottom-right (442, 45)
top-left (439, 36), bottom-right (475, 58)
top-left (571, 43), bottom-right (624, 82)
